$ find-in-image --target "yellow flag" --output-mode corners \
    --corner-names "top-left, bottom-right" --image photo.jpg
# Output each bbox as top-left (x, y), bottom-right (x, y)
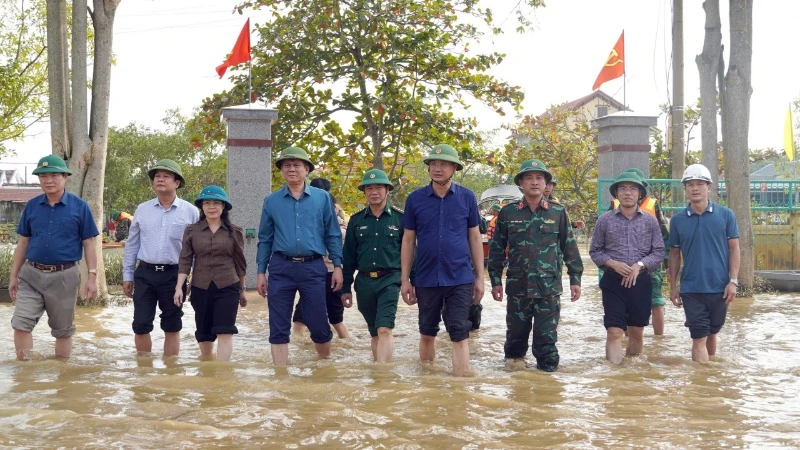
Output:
top-left (786, 105), bottom-right (796, 161)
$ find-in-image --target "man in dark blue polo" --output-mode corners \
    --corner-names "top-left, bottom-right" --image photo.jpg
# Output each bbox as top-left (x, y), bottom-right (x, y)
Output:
top-left (401, 144), bottom-right (485, 376)
top-left (8, 155), bottom-right (99, 360)
top-left (256, 146), bottom-right (343, 365)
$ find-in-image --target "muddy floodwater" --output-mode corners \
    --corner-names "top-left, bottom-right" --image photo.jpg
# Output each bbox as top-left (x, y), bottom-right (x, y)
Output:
top-left (1, 260), bottom-right (799, 448)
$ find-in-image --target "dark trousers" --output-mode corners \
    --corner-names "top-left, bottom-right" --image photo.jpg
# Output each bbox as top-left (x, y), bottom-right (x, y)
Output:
top-left (293, 272), bottom-right (345, 325)
top-left (132, 264), bottom-right (185, 335)
top-left (267, 256), bottom-right (333, 345)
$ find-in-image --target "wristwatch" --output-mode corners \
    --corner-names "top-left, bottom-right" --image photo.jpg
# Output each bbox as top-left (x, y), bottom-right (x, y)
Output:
top-left (729, 278), bottom-right (739, 286)
top-left (636, 261), bottom-right (644, 269)
top-left (88, 269), bottom-right (97, 274)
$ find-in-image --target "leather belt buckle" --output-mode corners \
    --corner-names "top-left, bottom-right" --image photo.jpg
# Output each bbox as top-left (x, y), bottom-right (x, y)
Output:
top-left (369, 271), bottom-right (379, 278)
top-left (42, 265), bottom-right (57, 273)
top-left (291, 257), bottom-right (304, 263)
top-left (154, 265), bottom-right (165, 272)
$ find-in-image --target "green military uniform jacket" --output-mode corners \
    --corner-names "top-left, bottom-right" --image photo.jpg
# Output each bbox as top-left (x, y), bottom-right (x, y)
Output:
top-left (342, 204), bottom-right (405, 294)
top-left (488, 197), bottom-right (583, 297)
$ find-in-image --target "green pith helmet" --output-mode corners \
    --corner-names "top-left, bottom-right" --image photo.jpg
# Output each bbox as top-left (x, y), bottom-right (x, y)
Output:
top-left (623, 167), bottom-right (649, 187)
top-left (358, 168), bottom-right (394, 191)
top-left (491, 203), bottom-right (502, 212)
top-left (275, 146), bottom-right (315, 172)
top-left (423, 144), bottom-right (464, 171)
top-left (513, 159), bottom-right (553, 186)
top-left (547, 178), bottom-right (558, 187)
top-left (147, 159), bottom-right (185, 188)
top-left (609, 171), bottom-right (646, 198)
top-left (32, 154), bottom-right (72, 176)
top-left (194, 185), bottom-right (233, 211)
top-left (111, 211), bottom-right (121, 221)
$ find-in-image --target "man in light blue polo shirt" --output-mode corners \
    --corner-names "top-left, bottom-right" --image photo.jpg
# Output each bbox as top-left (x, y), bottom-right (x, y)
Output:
top-left (400, 144), bottom-right (485, 377)
top-left (123, 159), bottom-right (199, 357)
top-left (668, 164), bottom-right (740, 363)
top-left (9, 155), bottom-right (99, 360)
top-left (256, 146), bottom-right (343, 365)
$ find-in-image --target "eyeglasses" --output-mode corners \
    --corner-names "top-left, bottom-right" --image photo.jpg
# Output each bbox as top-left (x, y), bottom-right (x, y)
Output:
top-left (281, 162), bottom-right (306, 169)
top-left (429, 161), bottom-right (454, 169)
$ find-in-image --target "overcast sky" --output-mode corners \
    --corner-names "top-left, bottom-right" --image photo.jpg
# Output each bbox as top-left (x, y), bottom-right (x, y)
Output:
top-left (3, 0), bottom-right (799, 176)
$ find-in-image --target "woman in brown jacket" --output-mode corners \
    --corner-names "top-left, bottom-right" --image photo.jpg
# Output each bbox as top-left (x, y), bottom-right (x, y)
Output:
top-left (174, 186), bottom-right (246, 361)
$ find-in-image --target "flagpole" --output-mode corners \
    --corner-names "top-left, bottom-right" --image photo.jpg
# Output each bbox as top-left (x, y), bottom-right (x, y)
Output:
top-left (623, 74), bottom-right (627, 114)
top-left (248, 18), bottom-right (252, 107)
top-left (248, 58), bottom-right (252, 107)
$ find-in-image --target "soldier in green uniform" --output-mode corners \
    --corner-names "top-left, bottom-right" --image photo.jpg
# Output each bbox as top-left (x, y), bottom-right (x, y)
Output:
top-left (488, 159), bottom-right (583, 372)
top-left (341, 169), bottom-right (409, 363)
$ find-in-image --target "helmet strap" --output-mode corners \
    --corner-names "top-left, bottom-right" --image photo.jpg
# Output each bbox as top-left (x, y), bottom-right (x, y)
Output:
top-left (432, 174), bottom-right (452, 186)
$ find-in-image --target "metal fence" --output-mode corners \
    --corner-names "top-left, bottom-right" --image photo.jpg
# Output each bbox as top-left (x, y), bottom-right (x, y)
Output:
top-left (597, 179), bottom-right (800, 270)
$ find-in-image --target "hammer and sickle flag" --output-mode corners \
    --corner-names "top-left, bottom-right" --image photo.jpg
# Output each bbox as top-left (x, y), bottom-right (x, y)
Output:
top-left (592, 31), bottom-right (625, 91)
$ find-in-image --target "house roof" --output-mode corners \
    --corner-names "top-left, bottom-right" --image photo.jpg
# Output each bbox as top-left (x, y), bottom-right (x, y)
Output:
top-left (0, 187), bottom-right (41, 203)
top-left (750, 164), bottom-right (776, 179)
top-left (560, 90), bottom-right (629, 112)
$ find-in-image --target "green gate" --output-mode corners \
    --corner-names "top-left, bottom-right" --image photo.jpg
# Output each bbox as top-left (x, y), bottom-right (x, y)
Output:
top-left (597, 179), bottom-right (800, 270)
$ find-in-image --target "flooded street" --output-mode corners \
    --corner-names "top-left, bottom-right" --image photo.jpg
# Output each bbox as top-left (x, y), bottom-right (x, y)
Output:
top-left (1, 259), bottom-right (799, 448)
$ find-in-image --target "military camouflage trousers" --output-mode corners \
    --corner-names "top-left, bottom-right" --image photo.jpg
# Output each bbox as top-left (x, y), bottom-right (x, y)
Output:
top-left (505, 295), bottom-right (561, 367)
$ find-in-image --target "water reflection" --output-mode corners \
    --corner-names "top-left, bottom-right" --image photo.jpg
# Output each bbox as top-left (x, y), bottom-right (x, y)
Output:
top-left (1, 260), bottom-right (799, 447)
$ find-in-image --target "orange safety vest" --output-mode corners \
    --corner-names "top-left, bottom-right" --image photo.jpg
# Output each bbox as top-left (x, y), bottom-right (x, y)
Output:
top-left (612, 196), bottom-right (657, 217)
top-left (486, 216), bottom-right (498, 240)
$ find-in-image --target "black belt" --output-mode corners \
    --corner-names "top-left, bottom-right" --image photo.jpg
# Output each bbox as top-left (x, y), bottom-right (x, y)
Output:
top-left (138, 261), bottom-right (178, 271)
top-left (275, 252), bottom-right (322, 263)
top-left (28, 261), bottom-right (76, 272)
top-left (363, 269), bottom-right (399, 278)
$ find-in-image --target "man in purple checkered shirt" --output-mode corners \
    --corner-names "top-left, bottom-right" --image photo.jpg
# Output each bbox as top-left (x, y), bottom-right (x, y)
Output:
top-left (590, 171), bottom-right (664, 365)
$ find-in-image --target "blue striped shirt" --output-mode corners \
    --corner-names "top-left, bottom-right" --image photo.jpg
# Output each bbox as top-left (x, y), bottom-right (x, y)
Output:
top-left (122, 196), bottom-right (199, 282)
top-left (257, 184), bottom-right (343, 274)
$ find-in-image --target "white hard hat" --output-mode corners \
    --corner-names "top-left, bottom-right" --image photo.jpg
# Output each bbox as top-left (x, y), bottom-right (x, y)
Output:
top-left (682, 164), bottom-right (712, 184)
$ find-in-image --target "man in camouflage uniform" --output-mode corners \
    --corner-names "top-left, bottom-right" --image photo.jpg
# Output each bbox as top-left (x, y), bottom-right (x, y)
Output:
top-left (488, 159), bottom-right (583, 372)
top-left (341, 169), bottom-right (409, 363)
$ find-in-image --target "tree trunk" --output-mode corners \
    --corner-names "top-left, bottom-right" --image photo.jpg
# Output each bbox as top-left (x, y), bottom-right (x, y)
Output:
top-left (696, 0), bottom-right (722, 201)
top-left (721, 0), bottom-right (754, 287)
top-left (46, 0), bottom-right (120, 305)
top-left (46, 0), bottom-right (70, 157)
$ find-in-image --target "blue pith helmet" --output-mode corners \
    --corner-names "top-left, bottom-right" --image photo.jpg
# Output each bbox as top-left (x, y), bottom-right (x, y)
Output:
top-left (194, 185), bottom-right (233, 211)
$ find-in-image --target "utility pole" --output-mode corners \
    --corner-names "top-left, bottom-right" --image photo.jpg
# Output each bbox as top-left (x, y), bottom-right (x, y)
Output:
top-left (671, 0), bottom-right (685, 180)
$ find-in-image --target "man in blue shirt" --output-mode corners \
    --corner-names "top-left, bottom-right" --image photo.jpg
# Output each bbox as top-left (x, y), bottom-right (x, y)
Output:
top-left (8, 155), bottom-right (99, 360)
top-left (256, 147), bottom-right (343, 365)
top-left (401, 144), bottom-right (485, 377)
top-left (122, 159), bottom-right (199, 357)
top-left (668, 164), bottom-right (740, 363)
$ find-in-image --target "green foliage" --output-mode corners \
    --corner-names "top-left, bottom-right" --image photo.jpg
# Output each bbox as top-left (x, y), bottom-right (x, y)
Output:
top-left (0, 223), bottom-right (18, 244)
top-left (103, 252), bottom-right (123, 286)
top-left (105, 110), bottom-right (227, 212)
top-left (0, 0), bottom-right (47, 156)
top-left (498, 108), bottom-right (598, 224)
top-left (0, 246), bottom-right (13, 288)
top-left (193, 0), bottom-right (545, 210)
